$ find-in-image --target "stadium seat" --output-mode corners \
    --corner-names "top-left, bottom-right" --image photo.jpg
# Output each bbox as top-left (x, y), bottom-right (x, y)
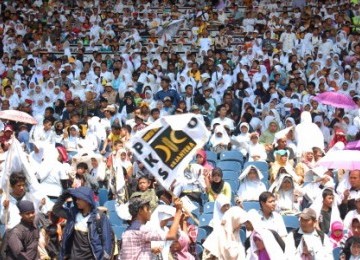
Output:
top-left (113, 225), bottom-right (128, 240)
top-left (226, 179), bottom-right (239, 193)
top-left (222, 170), bottom-right (238, 180)
top-left (283, 215), bottom-right (299, 232)
top-left (205, 150), bottom-right (218, 163)
top-left (104, 200), bottom-right (116, 212)
top-left (109, 211), bottom-right (126, 226)
top-left (98, 188), bottom-right (109, 206)
top-left (242, 201), bottom-right (260, 212)
top-left (243, 161), bottom-right (269, 181)
top-left (219, 150), bottom-right (244, 165)
top-left (216, 161), bottom-right (242, 172)
top-left (197, 227), bottom-right (207, 243)
top-left (203, 202), bottom-right (215, 214)
top-left (195, 244), bottom-right (204, 255)
top-left (240, 228), bottom-right (246, 244)
top-left (199, 214), bottom-right (213, 227)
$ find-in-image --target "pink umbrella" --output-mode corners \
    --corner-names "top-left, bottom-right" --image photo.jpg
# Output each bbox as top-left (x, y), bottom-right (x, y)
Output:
top-left (0, 110), bottom-right (37, 125)
top-left (317, 149), bottom-right (360, 170)
top-left (312, 92), bottom-right (357, 109)
top-left (345, 140), bottom-right (360, 150)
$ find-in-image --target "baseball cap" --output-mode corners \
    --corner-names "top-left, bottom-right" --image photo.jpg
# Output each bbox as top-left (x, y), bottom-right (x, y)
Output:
top-left (163, 96), bottom-right (172, 102)
top-left (299, 208), bottom-right (317, 220)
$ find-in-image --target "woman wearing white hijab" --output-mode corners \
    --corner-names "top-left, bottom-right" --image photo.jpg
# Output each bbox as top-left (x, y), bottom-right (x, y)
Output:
top-left (295, 111), bottom-right (325, 158)
top-left (248, 132), bottom-right (267, 162)
top-left (246, 211), bottom-right (286, 260)
top-left (210, 193), bottom-right (231, 230)
top-left (231, 122), bottom-right (250, 157)
top-left (202, 207), bottom-right (248, 260)
top-left (235, 165), bottom-right (266, 204)
top-left (313, 115), bottom-right (331, 146)
top-left (269, 173), bottom-right (301, 215)
top-left (209, 125), bottom-right (230, 153)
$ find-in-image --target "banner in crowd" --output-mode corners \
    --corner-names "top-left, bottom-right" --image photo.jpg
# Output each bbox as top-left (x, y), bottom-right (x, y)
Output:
top-left (129, 114), bottom-right (210, 189)
top-left (1, 137), bottom-right (53, 219)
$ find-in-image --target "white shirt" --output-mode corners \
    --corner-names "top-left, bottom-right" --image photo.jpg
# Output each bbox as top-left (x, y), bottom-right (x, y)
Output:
top-left (211, 117), bottom-right (235, 131)
top-left (285, 228), bottom-right (333, 259)
top-left (258, 210), bottom-right (288, 238)
top-left (0, 193), bottom-right (33, 229)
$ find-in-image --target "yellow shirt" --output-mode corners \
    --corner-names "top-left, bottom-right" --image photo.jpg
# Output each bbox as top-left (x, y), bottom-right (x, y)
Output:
top-left (207, 182), bottom-right (232, 202)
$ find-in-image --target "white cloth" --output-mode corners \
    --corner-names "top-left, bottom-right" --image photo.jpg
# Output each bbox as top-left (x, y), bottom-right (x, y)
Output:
top-left (237, 165), bottom-right (266, 201)
top-left (295, 111), bottom-right (325, 157)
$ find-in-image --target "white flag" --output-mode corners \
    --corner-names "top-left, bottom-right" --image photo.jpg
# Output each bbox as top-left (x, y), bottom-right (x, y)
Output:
top-left (128, 114), bottom-right (210, 190)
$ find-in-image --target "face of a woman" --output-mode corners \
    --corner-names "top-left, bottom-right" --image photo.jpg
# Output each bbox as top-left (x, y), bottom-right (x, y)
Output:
top-left (221, 204), bottom-right (230, 214)
top-left (212, 173), bottom-right (222, 183)
top-left (196, 155), bottom-right (204, 165)
top-left (247, 171), bottom-right (258, 181)
top-left (279, 155), bottom-right (288, 164)
top-left (280, 180), bottom-right (292, 191)
top-left (305, 152), bottom-right (314, 161)
top-left (254, 237), bottom-right (265, 251)
top-left (351, 242), bottom-right (360, 257)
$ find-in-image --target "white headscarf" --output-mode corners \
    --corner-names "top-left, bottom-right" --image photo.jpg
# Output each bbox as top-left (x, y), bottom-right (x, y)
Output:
top-left (237, 165), bottom-right (266, 201)
top-left (210, 125), bottom-right (230, 147)
top-left (295, 111), bottom-right (325, 157)
top-left (203, 207), bottom-right (248, 259)
top-left (210, 193), bottom-right (231, 230)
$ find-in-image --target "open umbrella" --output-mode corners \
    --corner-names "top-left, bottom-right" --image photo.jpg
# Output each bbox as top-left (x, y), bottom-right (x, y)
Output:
top-left (317, 149), bottom-right (360, 170)
top-left (312, 91), bottom-right (357, 109)
top-left (345, 140), bottom-right (360, 150)
top-left (0, 110), bottom-right (37, 124)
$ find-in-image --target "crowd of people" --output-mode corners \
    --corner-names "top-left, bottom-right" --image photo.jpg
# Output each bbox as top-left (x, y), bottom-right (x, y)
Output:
top-left (0, 0), bottom-right (360, 259)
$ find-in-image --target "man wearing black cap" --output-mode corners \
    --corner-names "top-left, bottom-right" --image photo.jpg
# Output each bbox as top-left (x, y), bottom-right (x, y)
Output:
top-left (5, 200), bottom-right (39, 259)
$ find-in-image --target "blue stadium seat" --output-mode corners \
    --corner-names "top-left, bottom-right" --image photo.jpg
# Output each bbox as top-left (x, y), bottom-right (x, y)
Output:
top-left (197, 227), bottom-right (207, 243)
top-left (98, 188), bottom-right (109, 206)
top-left (243, 161), bottom-right (269, 181)
top-left (109, 211), bottom-right (126, 226)
top-left (205, 150), bottom-right (218, 163)
top-left (196, 244), bottom-right (204, 255)
top-left (222, 170), bottom-right (238, 180)
top-left (283, 215), bottom-right (299, 232)
top-left (226, 179), bottom-right (239, 193)
top-left (113, 225), bottom-right (128, 240)
top-left (219, 150), bottom-right (244, 165)
top-left (199, 214), bottom-right (213, 227)
top-left (104, 200), bottom-right (116, 212)
top-left (203, 202), bottom-right (215, 214)
top-left (242, 201), bottom-right (260, 212)
top-left (216, 161), bottom-right (242, 172)
top-left (240, 228), bottom-right (246, 244)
